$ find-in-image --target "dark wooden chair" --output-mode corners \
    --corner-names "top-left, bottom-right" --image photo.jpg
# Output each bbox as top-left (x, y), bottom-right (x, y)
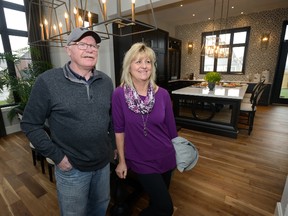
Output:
top-left (30, 142), bottom-right (46, 174)
top-left (242, 80), bottom-right (265, 103)
top-left (46, 158), bottom-right (55, 182)
top-left (17, 113), bottom-right (46, 174)
top-left (109, 161), bottom-right (143, 216)
top-left (239, 84), bottom-right (268, 135)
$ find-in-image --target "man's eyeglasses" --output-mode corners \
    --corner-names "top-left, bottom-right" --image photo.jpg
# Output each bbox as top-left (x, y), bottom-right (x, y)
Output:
top-left (69, 42), bottom-right (100, 51)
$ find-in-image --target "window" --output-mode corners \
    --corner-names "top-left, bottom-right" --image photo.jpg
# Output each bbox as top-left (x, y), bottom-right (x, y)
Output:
top-left (4, 8), bottom-right (27, 31)
top-left (9, 35), bottom-right (28, 52)
top-left (200, 27), bottom-right (250, 75)
top-left (285, 24), bottom-right (288, 40)
top-left (3, 0), bottom-right (24, 5)
top-left (0, 36), bottom-right (9, 106)
top-left (0, 0), bottom-right (29, 106)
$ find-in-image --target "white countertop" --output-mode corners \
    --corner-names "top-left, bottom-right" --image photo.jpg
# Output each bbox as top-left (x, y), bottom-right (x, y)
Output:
top-left (168, 79), bottom-right (271, 84)
top-left (172, 85), bottom-right (248, 100)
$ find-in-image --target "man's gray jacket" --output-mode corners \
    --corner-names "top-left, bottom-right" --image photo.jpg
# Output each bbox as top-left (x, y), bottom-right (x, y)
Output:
top-left (21, 63), bottom-right (115, 171)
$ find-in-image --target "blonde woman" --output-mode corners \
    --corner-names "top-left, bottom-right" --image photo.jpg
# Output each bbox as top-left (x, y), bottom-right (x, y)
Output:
top-left (112, 42), bottom-right (178, 216)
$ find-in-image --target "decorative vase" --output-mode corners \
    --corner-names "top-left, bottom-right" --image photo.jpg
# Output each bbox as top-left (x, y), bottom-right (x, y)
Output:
top-left (208, 82), bottom-right (216, 91)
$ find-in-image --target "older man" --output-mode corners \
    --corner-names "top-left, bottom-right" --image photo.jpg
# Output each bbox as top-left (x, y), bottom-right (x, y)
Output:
top-left (21, 27), bottom-right (115, 216)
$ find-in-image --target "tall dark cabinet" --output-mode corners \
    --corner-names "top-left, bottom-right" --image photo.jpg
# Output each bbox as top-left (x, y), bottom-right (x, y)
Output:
top-left (113, 23), bottom-right (169, 88)
top-left (168, 37), bottom-right (182, 80)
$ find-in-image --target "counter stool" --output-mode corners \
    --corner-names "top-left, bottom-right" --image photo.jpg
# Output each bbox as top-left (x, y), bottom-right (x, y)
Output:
top-left (30, 142), bottom-right (45, 174)
top-left (17, 114), bottom-right (46, 174)
top-left (46, 158), bottom-right (55, 182)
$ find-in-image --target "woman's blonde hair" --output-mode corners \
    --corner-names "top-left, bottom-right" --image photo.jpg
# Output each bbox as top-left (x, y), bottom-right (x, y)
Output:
top-left (120, 42), bottom-right (157, 89)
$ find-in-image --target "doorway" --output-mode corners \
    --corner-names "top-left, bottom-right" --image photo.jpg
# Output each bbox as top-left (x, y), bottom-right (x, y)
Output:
top-left (272, 21), bottom-right (288, 104)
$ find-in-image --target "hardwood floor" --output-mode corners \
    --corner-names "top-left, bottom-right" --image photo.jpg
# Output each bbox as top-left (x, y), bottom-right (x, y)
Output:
top-left (0, 131), bottom-right (58, 215)
top-left (0, 104), bottom-right (288, 216)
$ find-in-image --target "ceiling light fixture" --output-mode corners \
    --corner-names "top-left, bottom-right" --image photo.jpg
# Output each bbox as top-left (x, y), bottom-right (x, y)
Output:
top-left (27, 0), bottom-right (157, 47)
top-left (201, 0), bottom-right (230, 59)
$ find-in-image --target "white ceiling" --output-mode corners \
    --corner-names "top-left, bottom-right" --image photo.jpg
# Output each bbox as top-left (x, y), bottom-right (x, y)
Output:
top-left (150, 0), bottom-right (288, 26)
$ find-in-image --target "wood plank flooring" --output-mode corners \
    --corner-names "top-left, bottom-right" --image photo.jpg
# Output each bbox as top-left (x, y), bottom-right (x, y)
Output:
top-left (0, 104), bottom-right (288, 216)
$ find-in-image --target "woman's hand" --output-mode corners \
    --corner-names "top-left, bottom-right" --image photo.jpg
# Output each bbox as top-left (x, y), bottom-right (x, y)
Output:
top-left (115, 162), bottom-right (127, 179)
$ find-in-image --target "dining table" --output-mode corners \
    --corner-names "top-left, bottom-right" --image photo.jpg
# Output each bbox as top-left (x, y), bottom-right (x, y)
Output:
top-left (171, 83), bottom-right (248, 138)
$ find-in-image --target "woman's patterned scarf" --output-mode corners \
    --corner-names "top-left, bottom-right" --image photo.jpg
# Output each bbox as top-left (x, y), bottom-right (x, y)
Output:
top-left (124, 82), bottom-right (155, 114)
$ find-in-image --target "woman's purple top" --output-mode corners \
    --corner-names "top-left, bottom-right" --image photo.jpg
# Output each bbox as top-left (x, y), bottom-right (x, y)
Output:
top-left (112, 86), bottom-right (178, 174)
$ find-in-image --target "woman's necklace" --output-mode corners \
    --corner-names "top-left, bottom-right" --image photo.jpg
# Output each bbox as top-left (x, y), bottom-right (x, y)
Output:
top-left (141, 113), bottom-right (149, 136)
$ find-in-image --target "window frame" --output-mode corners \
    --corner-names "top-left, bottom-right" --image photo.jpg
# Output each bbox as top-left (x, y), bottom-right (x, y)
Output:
top-left (200, 26), bottom-right (251, 75)
top-left (0, 0), bottom-right (29, 107)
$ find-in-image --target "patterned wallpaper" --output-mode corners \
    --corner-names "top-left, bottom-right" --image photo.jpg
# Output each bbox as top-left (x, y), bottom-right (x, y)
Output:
top-left (175, 8), bottom-right (288, 82)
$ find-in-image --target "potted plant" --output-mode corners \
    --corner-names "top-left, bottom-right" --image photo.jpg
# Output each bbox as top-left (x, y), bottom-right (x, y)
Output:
top-left (0, 48), bottom-right (52, 122)
top-left (204, 72), bottom-right (221, 91)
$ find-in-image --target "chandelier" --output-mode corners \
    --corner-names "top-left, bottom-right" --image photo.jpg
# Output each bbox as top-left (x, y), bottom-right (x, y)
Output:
top-left (204, 35), bottom-right (230, 58)
top-left (201, 0), bottom-right (230, 59)
top-left (27, 0), bottom-right (157, 47)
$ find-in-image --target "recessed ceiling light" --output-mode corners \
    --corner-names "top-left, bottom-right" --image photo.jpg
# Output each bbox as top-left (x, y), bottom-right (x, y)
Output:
top-left (231, 6), bottom-right (234, 9)
top-left (241, 11), bottom-right (244, 14)
top-left (193, 14), bottom-right (195, 17)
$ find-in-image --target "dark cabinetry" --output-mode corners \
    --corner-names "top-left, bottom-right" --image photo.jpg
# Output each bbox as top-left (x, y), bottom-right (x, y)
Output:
top-left (168, 37), bottom-right (182, 80)
top-left (167, 80), bottom-right (196, 93)
top-left (113, 23), bottom-right (169, 88)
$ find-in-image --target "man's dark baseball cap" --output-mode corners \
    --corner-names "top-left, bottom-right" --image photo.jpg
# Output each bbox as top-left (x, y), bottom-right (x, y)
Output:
top-left (67, 27), bottom-right (101, 44)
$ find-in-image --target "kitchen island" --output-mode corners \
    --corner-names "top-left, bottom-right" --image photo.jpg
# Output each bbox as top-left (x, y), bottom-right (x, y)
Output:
top-left (172, 84), bottom-right (248, 138)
